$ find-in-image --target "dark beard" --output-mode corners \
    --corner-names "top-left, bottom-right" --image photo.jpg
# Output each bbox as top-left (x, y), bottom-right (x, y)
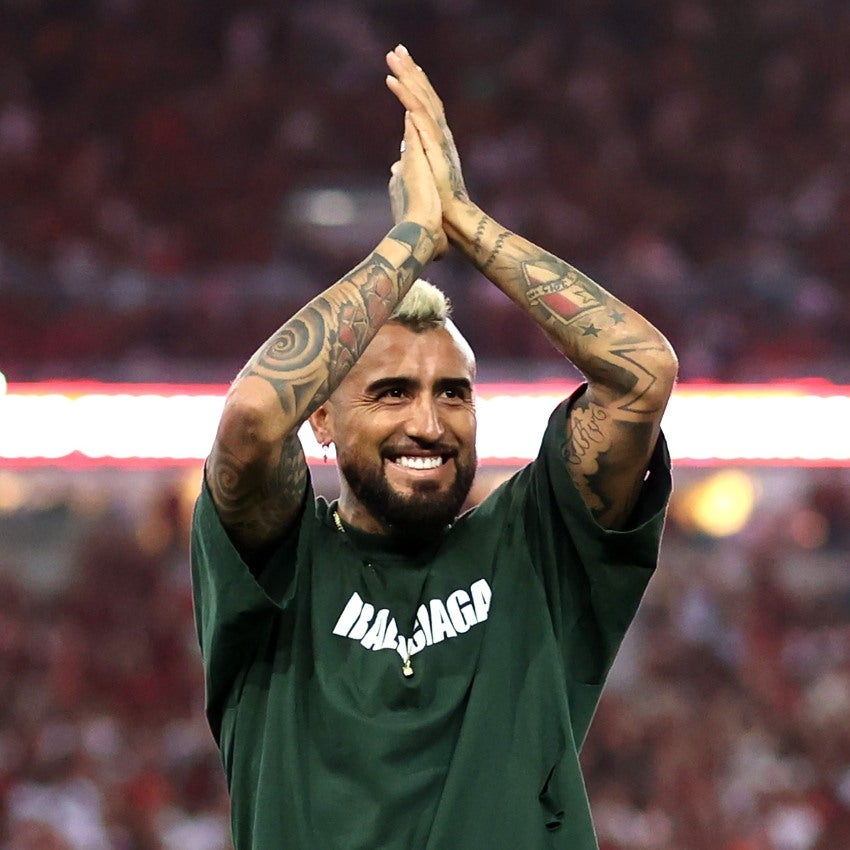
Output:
top-left (338, 452), bottom-right (477, 539)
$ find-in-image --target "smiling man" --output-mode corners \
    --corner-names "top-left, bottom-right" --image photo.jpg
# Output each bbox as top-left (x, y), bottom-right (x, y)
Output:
top-left (191, 46), bottom-right (678, 850)
top-left (310, 299), bottom-right (478, 539)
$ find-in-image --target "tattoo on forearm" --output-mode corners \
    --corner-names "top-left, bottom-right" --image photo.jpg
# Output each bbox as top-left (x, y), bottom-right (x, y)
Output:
top-left (241, 307), bottom-right (327, 406)
top-left (399, 251), bottom-right (425, 281)
top-left (212, 222), bottom-right (433, 546)
top-left (390, 221), bottom-right (439, 277)
top-left (513, 256), bottom-right (669, 415)
top-left (575, 350), bottom-right (664, 416)
top-left (389, 221), bottom-right (429, 252)
top-left (329, 302), bottom-right (369, 382)
top-left (241, 223), bottom-right (430, 421)
top-left (327, 259), bottom-right (399, 384)
top-left (480, 229), bottom-right (510, 272)
top-left (521, 259), bottom-right (607, 323)
top-left (472, 215), bottom-right (487, 258)
top-left (361, 257), bottom-right (400, 325)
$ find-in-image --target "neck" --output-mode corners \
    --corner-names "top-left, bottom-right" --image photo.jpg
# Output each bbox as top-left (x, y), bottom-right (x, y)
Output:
top-left (334, 498), bottom-right (452, 545)
top-left (336, 496), bottom-right (392, 536)
top-left (332, 505), bottom-right (447, 563)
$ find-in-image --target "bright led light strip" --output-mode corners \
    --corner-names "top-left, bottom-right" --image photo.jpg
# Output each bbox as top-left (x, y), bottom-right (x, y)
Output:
top-left (1, 381), bottom-right (848, 468)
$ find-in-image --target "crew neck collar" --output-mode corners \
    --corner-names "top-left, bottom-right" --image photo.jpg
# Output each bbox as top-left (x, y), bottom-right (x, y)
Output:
top-left (329, 502), bottom-right (448, 563)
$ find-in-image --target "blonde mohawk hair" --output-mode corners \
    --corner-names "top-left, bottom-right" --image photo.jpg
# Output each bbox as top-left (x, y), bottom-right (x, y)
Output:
top-left (390, 279), bottom-right (452, 330)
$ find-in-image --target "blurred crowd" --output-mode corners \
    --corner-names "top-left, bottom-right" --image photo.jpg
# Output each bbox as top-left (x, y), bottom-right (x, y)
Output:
top-left (0, 484), bottom-right (231, 849)
top-left (1, 0), bottom-right (849, 382)
top-left (4, 0), bottom-right (850, 848)
top-left (584, 467), bottom-right (850, 850)
top-left (2, 466), bottom-right (850, 849)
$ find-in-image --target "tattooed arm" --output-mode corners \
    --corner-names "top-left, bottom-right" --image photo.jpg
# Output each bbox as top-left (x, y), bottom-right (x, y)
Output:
top-left (448, 214), bottom-right (677, 528)
top-left (207, 112), bottom-right (444, 559)
top-left (386, 45), bottom-right (678, 529)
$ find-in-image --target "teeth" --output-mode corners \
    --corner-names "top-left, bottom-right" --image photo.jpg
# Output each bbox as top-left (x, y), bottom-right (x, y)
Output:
top-left (396, 456), bottom-right (444, 470)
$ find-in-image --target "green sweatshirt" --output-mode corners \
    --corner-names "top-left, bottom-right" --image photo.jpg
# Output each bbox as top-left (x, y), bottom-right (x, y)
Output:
top-left (191, 391), bottom-right (671, 849)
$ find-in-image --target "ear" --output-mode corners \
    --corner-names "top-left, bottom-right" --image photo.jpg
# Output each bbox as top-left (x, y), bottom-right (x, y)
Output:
top-left (308, 402), bottom-right (333, 446)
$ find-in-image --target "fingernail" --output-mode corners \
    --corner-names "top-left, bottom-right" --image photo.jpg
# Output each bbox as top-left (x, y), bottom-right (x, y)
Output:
top-left (397, 44), bottom-right (409, 55)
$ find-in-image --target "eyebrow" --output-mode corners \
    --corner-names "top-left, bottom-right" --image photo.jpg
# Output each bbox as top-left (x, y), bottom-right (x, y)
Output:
top-left (436, 377), bottom-right (474, 395)
top-left (365, 376), bottom-right (474, 395)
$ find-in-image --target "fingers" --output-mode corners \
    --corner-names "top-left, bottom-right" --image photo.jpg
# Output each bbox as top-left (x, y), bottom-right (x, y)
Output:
top-left (385, 44), bottom-right (445, 121)
top-left (386, 45), bottom-right (454, 165)
top-left (385, 72), bottom-right (423, 116)
top-left (395, 111), bottom-right (436, 199)
top-left (401, 109), bottom-right (426, 161)
top-left (386, 78), bottom-right (445, 157)
top-left (385, 45), bottom-right (469, 210)
top-left (389, 111), bottom-right (427, 174)
top-left (387, 111), bottom-right (447, 256)
top-left (389, 104), bottom-right (446, 190)
top-left (406, 109), bottom-right (443, 171)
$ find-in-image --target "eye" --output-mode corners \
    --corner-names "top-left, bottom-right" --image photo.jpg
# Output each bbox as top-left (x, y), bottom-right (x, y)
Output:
top-left (441, 386), bottom-right (470, 402)
top-left (378, 387), bottom-right (406, 400)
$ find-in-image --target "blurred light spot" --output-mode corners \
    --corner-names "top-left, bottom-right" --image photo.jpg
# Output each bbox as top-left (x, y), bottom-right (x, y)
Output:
top-left (678, 469), bottom-right (758, 536)
top-left (0, 471), bottom-right (26, 512)
top-left (304, 189), bottom-right (356, 226)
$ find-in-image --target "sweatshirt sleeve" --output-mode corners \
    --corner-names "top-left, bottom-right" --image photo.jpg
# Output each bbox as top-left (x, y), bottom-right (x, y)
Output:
top-left (518, 385), bottom-right (671, 696)
top-left (190, 478), bottom-right (309, 740)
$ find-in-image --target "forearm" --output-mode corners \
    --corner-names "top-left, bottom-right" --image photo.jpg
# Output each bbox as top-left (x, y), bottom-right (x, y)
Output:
top-left (384, 44), bottom-right (675, 528)
top-left (446, 203), bottom-right (677, 409)
top-left (205, 220), bottom-right (438, 554)
top-left (228, 221), bottom-right (438, 442)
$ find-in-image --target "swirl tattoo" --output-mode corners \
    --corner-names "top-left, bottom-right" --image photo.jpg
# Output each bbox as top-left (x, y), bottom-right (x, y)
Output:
top-left (210, 222), bottom-right (431, 552)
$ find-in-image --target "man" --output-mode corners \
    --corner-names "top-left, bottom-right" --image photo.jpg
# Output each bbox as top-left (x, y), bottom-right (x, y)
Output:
top-left (191, 45), bottom-right (678, 850)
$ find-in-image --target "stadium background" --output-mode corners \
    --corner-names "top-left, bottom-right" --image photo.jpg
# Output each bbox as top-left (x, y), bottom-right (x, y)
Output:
top-left (2, 1), bottom-right (850, 848)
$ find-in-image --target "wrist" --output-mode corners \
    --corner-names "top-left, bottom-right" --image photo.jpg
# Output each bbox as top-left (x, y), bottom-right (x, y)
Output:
top-left (396, 215), bottom-right (440, 240)
top-left (385, 219), bottom-right (442, 266)
top-left (442, 199), bottom-right (482, 247)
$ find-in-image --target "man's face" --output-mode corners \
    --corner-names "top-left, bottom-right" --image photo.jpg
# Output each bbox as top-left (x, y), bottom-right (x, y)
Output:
top-left (320, 322), bottom-right (477, 538)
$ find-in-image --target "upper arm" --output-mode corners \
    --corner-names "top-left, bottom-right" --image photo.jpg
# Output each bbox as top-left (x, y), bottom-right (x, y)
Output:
top-left (205, 399), bottom-right (308, 562)
top-left (565, 363), bottom-right (675, 529)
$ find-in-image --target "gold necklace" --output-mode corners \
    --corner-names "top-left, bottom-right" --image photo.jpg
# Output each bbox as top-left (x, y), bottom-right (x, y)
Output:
top-left (331, 508), bottom-right (414, 678)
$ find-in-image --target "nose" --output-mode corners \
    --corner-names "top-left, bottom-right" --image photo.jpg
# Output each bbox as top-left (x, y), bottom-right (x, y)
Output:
top-left (405, 394), bottom-right (444, 443)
